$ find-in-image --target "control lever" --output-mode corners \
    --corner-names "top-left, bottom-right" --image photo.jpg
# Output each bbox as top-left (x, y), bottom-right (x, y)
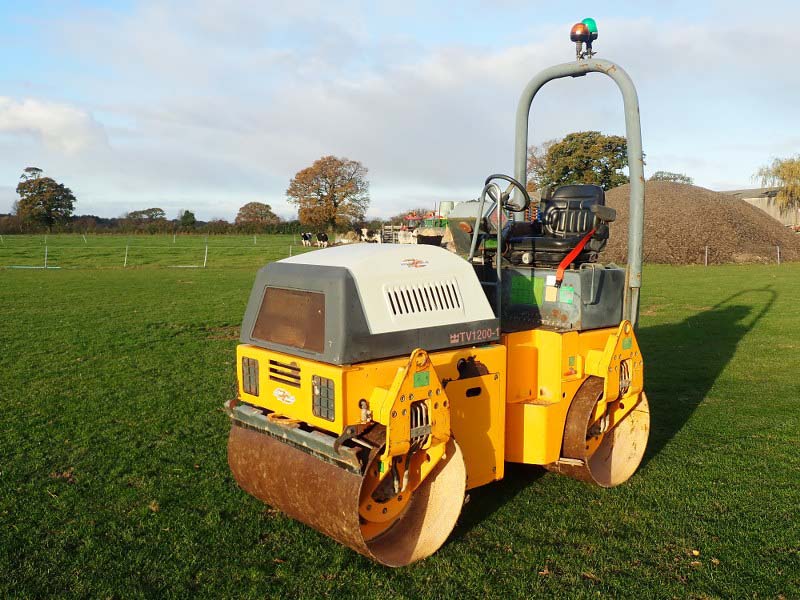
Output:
top-left (555, 203), bottom-right (615, 286)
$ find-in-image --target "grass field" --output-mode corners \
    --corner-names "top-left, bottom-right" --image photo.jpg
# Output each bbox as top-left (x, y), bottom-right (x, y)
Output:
top-left (0, 233), bottom-right (312, 269)
top-left (1, 240), bottom-right (798, 598)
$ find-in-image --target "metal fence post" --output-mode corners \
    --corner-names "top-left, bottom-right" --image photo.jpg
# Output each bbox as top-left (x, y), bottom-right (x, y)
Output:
top-left (124, 244), bottom-right (129, 267)
top-left (777, 245), bottom-right (781, 265)
top-left (203, 243), bottom-right (208, 268)
top-left (44, 244), bottom-right (48, 269)
top-left (705, 246), bottom-right (708, 267)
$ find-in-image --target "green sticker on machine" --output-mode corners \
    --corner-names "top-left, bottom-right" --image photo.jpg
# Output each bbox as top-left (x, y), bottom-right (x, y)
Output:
top-left (622, 337), bottom-right (632, 350)
top-left (413, 371), bottom-right (430, 388)
top-left (510, 275), bottom-right (544, 305)
top-left (558, 285), bottom-right (575, 305)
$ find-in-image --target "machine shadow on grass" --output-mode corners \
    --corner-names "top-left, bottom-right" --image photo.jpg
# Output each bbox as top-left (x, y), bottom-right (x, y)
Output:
top-left (449, 462), bottom-right (546, 544)
top-left (449, 287), bottom-right (776, 542)
top-left (637, 286), bottom-right (775, 465)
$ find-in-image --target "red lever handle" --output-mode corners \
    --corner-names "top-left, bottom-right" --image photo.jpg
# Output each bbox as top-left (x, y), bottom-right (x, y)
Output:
top-left (555, 228), bottom-right (596, 285)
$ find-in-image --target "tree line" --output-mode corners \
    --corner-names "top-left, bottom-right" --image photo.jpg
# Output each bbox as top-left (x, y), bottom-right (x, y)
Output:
top-left (3, 167), bottom-right (299, 235)
top-left (2, 157), bottom-right (382, 235)
top-left (0, 208), bottom-right (305, 235)
top-left (5, 136), bottom-right (797, 235)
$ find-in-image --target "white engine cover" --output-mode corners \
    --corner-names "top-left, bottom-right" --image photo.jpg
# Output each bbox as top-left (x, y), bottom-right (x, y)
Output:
top-left (281, 244), bottom-right (495, 334)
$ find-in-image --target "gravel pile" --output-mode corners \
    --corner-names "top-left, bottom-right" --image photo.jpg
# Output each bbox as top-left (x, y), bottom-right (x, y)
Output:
top-left (603, 181), bottom-right (800, 264)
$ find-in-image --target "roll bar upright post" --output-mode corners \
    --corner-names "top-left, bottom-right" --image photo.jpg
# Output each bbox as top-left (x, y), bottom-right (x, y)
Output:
top-left (512, 58), bottom-right (645, 327)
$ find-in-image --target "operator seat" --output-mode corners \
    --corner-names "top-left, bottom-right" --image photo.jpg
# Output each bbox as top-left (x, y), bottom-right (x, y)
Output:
top-left (504, 184), bottom-right (610, 266)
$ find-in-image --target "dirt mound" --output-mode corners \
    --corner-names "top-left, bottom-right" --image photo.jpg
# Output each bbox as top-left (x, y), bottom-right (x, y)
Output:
top-left (603, 181), bottom-right (800, 264)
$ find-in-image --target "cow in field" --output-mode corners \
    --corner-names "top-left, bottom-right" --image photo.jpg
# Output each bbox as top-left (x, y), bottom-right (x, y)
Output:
top-left (360, 228), bottom-right (381, 243)
top-left (316, 232), bottom-right (329, 248)
top-left (301, 232), bottom-right (313, 247)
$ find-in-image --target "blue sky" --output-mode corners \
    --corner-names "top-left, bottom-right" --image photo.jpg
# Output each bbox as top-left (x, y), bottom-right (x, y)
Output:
top-left (0, 0), bottom-right (798, 220)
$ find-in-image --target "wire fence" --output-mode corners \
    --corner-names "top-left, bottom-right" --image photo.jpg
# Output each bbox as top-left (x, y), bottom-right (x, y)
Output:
top-left (0, 234), bottom-right (316, 270)
top-left (695, 243), bottom-right (789, 266)
top-left (0, 234), bottom-right (794, 270)
top-left (602, 240), bottom-right (797, 266)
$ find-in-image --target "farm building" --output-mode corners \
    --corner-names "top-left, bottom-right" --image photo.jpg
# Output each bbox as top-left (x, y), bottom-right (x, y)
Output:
top-left (724, 187), bottom-right (799, 227)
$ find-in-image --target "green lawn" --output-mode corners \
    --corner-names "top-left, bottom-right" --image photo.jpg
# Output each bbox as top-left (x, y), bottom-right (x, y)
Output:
top-left (1, 257), bottom-right (798, 598)
top-left (0, 233), bottom-right (313, 269)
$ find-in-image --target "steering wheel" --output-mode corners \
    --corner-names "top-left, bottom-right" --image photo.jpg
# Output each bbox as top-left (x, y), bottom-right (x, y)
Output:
top-left (484, 174), bottom-right (531, 212)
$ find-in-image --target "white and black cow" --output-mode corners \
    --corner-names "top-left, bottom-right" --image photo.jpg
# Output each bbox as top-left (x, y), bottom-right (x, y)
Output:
top-left (300, 232), bottom-right (313, 247)
top-left (360, 228), bottom-right (381, 243)
top-left (316, 232), bottom-right (329, 248)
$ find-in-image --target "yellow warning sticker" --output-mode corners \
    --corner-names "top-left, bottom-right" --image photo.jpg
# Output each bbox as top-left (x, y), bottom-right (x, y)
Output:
top-left (545, 286), bottom-right (558, 302)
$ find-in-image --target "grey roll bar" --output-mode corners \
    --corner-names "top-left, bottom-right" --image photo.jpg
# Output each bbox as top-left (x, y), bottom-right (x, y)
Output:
top-left (512, 58), bottom-right (645, 327)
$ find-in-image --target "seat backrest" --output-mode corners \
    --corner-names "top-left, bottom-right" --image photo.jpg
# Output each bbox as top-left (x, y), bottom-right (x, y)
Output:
top-left (541, 184), bottom-right (605, 238)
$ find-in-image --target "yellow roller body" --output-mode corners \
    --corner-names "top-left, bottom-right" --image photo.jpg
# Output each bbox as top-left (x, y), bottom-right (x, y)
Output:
top-left (222, 32), bottom-right (653, 566)
top-left (236, 343), bottom-right (507, 490)
top-left (503, 325), bottom-right (618, 465)
top-left (229, 320), bottom-right (649, 565)
top-left (229, 344), bottom-right (506, 566)
top-left (504, 320), bottom-right (649, 487)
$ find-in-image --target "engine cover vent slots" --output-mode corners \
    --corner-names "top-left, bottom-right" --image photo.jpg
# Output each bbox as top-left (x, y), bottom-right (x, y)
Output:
top-left (268, 359), bottom-right (301, 388)
top-left (385, 280), bottom-right (463, 317)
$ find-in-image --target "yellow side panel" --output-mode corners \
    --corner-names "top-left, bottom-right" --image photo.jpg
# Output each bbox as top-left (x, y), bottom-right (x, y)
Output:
top-left (503, 327), bottom-right (618, 465)
top-left (435, 346), bottom-right (506, 490)
top-left (236, 343), bottom-right (507, 490)
top-left (346, 345), bottom-right (507, 491)
top-left (445, 372), bottom-right (505, 489)
top-left (505, 401), bottom-right (568, 465)
top-left (505, 337), bottom-right (537, 403)
top-left (236, 345), bottom-right (348, 433)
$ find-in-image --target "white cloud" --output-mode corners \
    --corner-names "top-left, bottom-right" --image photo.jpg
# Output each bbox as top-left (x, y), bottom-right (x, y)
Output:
top-left (0, 97), bottom-right (107, 154)
top-left (0, 185), bottom-right (16, 213)
top-left (1, 3), bottom-right (798, 219)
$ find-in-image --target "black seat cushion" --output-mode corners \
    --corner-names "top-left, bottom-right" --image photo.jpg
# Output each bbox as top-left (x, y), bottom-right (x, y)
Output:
top-left (542, 184), bottom-right (605, 237)
top-left (504, 184), bottom-right (608, 266)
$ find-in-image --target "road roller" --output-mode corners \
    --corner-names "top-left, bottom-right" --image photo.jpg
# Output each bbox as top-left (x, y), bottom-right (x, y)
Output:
top-left (225, 20), bottom-right (650, 566)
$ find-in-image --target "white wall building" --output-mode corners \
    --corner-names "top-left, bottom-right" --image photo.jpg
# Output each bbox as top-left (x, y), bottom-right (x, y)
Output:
top-left (725, 188), bottom-right (799, 228)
